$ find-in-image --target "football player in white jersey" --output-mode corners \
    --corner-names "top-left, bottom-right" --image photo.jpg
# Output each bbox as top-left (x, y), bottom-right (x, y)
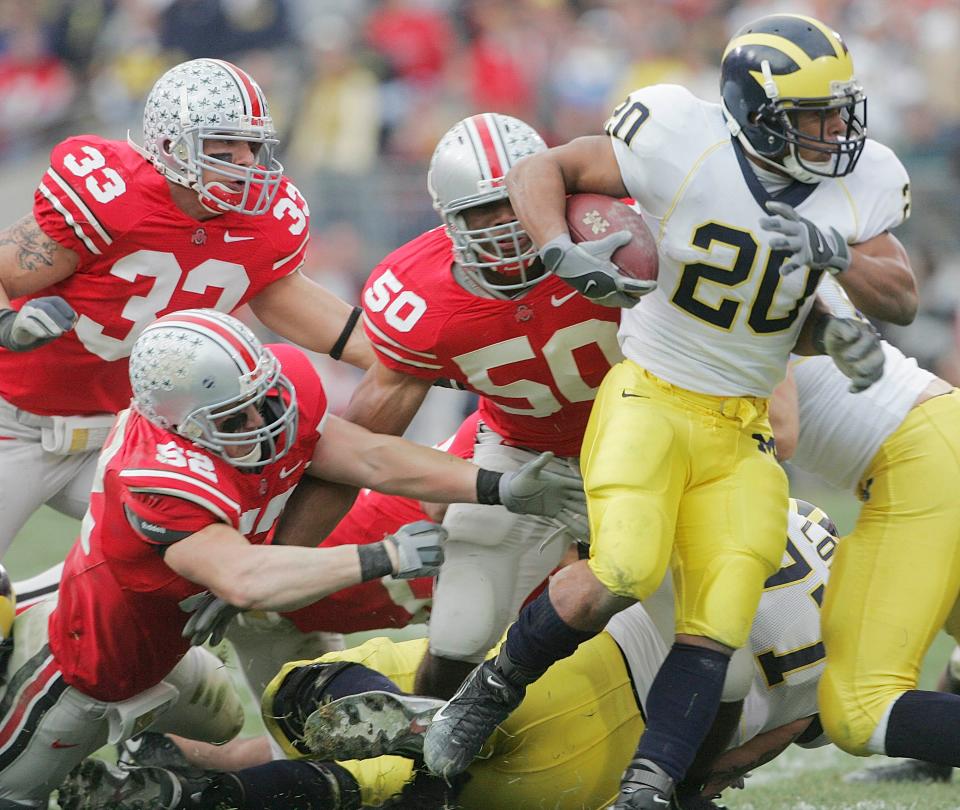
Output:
top-left (770, 276), bottom-right (960, 778)
top-left (422, 14), bottom-right (913, 808)
top-left (66, 500), bottom-right (837, 810)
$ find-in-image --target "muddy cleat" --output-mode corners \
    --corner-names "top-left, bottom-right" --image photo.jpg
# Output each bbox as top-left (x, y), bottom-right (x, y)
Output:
top-left (303, 690), bottom-right (444, 761)
top-left (57, 759), bottom-right (183, 810)
top-left (612, 758), bottom-right (675, 809)
top-left (844, 758), bottom-right (953, 784)
top-left (118, 731), bottom-right (206, 780)
top-left (422, 658), bottom-right (525, 780)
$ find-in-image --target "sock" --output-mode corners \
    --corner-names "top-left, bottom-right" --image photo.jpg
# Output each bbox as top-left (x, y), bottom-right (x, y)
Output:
top-left (196, 761), bottom-right (361, 810)
top-left (498, 588), bottom-right (597, 685)
top-left (322, 663), bottom-right (403, 701)
top-left (633, 642), bottom-right (730, 782)
top-left (885, 690), bottom-right (960, 765)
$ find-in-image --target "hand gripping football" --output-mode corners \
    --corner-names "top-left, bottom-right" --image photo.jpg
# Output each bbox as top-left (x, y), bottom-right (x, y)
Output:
top-left (565, 194), bottom-right (659, 282)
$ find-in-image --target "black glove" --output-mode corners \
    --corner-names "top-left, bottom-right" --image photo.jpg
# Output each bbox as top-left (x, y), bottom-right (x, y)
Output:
top-left (540, 232), bottom-right (656, 308)
top-left (759, 201), bottom-right (850, 276)
top-left (179, 591), bottom-right (241, 647)
top-left (0, 296), bottom-right (77, 351)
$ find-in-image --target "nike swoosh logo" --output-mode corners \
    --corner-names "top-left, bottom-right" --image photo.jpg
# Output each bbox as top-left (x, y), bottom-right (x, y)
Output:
top-left (279, 461), bottom-right (303, 479)
top-left (224, 232), bottom-right (255, 242)
top-left (621, 390), bottom-right (648, 399)
top-left (550, 290), bottom-right (578, 307)
top-left (51, 739), bottom-right (79, 749)
top-left (583, 280), bottom-right (598, 293)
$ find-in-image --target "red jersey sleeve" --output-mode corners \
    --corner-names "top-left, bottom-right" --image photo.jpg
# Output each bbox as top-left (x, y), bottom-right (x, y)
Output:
top-left (34, 135), bottom-right (143, 257)
top-left (121, 489), bottom-right (218, 548)
top-left (269, 343), bottom-right (328, 435)
top-left (259, 178), bottom-right (311, 277)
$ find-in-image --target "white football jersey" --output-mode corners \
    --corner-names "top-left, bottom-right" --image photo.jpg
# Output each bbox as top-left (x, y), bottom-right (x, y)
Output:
top-left (607, 505), bottom-right (832, 746)
top-left (790, 278), bottom-right (934, 491)
top-left (605, 84), bottom-right (911, 397)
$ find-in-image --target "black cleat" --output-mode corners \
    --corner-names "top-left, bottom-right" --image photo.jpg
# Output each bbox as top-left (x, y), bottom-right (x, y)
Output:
top-left (117, 731), bottom-right (206, 781)
top-left (612, 758), bottom-right (675, 809)
top-left (57, 760), bottom-right (184, 810)
top-left (303, 690), bottom-right (443, 761)
top-left (844, 758), bottom-right (953, 784)
top-left (422, 659), bottom-right (525, 780)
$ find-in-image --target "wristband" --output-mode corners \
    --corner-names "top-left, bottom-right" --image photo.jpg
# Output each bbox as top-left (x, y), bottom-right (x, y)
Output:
top-left (329, 306), bottom-right (362, 361)
top-left (811, 314), bottom-right (830, 355)
top-left (476, 468), bottom-right (504, 505)
top-left (358, 541), bottom-right (393, 581)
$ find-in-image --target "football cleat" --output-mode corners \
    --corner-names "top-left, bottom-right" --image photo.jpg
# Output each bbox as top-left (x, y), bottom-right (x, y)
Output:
top-left (613, 758), bottom-right (675, 809)
top-left (843, 758), bottom-right (953, 784)
top-left (303, 690), bottom-right (443, 761)
top-left (57, 760), bottom-right (185, 810)
top-left (422, 658), bottom-right (526, 779)
top-left (117, 731), bottom-right (206, 780)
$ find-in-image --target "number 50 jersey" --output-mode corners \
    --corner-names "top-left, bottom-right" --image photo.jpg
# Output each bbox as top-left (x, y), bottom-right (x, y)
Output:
top-left (0, 136), bottom-right (310, 417)
top-left (605, 84), bottom-right (910, 397)
top-left (361, 227), bottom-right (622, 457)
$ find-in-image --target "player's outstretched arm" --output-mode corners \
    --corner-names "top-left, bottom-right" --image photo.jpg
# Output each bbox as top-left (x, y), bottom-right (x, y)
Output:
top-left (768, 365), bottom-right (799, 462)
top-left (309, 415), bottom-right (586, 518)
top-left (166, 519), bottom-right (446, 619)
top-left (249, 270), bottom-right (376, 369)
top-left (0, 214), bottom-right (79, 351)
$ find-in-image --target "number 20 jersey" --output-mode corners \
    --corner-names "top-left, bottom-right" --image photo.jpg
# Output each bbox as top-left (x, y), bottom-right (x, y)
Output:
top-left (361, 227), bottom-right (622, 458)
top-left (0, 136), bottom-right (310, 416)
top-left (605, 84), bottom-right (910, 397)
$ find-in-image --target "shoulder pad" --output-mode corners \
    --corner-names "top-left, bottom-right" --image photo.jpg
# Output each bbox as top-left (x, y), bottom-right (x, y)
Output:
top-left (843, 140), bottom-right (911, 239)
top-left (257, 177), bottom-right (311, 275)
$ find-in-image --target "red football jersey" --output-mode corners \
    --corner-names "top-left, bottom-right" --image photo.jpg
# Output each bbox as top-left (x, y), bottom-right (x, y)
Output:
top-left (0, 136), bottom-right (310, 416)
top-left (361, 227), bottom-right (622, 457)
top-left (281, 411), bottom-right (482, 634)
top-left (48, 345), bottom-right (326, 701)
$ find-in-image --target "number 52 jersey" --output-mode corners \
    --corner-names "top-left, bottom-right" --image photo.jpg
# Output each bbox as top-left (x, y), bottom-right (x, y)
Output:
top-left (605, 84), bottom-right (910, 397)
top-left (0, 136), bottom-right (311, 417)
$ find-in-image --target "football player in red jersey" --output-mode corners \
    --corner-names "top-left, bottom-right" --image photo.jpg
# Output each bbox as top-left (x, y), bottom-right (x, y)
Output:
top-left (0, 58), bottom-right (374, 555)
top-left (315, 113), bottom-right (622, 697)
top-left (0, 308), bottom-right (584, 807)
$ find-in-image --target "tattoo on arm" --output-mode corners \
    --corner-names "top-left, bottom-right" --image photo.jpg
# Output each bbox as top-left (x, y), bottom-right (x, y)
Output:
top-left (0, 215), bottom-right (59, 273)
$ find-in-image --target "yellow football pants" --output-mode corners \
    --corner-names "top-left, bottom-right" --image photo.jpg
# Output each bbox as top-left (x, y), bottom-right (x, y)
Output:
top-left (819, 389), bottom-right (960, 755)
top-left (582, 361), bottom-right (788, 648)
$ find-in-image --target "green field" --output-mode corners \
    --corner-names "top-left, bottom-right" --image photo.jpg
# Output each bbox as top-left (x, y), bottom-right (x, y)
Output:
top-left (8, 490), bottom-right (960, 809)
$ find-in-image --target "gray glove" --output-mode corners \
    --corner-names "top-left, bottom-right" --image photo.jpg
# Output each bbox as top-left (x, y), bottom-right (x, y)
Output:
top-left (540, 232), bottom-right (657, 308)
top-left (384, 520), bottom-right (446, 579)
top-left (0, 296), bottom-right (77, 351)
top-left (179, 591), bottom-right (241, 647)
top-left (499, 451), bottom-right (587, 519)
top-left (759, 201), bottom-right (850, 276)
top-left (815, 316), bottom-right (884, 393)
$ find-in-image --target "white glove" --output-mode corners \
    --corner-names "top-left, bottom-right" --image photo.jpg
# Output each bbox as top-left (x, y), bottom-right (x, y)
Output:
top-left (0, 296), bottom-right (78, 351)
top-left (498, 451), bottom-right (587, 518)
top-left (384, 520), bottom-right (447, 579)
top-left (759, 201), bottom-right (850, 276)
top-left (815, 316), bottom-right (884, 393)
top-left (540, 232), bottom-right (657, 308)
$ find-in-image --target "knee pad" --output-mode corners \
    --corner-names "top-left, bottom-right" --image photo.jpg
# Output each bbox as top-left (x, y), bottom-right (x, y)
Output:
top-left (818, 670), bottom-right (893, 755)
top-left (429, 563), bottom-right (498, 662)
top-left (442, 501), bottom-right (519, 547)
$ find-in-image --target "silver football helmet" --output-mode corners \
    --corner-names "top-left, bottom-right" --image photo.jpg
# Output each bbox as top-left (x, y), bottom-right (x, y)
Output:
top-left (129, 309), bottom-right (297, 469)
top-left (428, 113), bottom-right (548, 294)
top-left (130, 58), bottom-right (283, 215)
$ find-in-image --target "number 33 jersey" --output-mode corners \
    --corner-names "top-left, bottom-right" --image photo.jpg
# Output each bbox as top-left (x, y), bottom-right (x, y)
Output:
top-left (605, 84), bottom-right (910, 397)
top-left (0, 136), bottom-right (310, 416)
top-left (361, 227), bottom-right (622, 457)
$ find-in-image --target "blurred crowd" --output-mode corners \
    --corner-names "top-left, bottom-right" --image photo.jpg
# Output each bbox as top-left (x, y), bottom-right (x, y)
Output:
top-left (1, 0), bottom-right (958, 396)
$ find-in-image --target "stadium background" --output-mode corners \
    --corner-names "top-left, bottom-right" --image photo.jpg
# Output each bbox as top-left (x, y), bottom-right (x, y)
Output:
top-left (1, 1), bottom-right (958, 807)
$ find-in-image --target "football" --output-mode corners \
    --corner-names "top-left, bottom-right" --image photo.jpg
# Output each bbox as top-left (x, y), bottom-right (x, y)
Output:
top-left (565, 193), bottom-right (659, 282)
